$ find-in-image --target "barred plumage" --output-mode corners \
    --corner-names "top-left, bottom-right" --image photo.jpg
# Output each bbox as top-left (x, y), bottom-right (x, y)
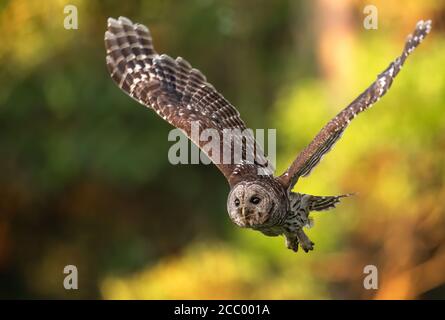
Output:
top-left (105, 17), bottom-right (432, 253)
top-left (279, 20), bottom-right (432, 190)
top-left (105, 17), bottom-right (273, 186)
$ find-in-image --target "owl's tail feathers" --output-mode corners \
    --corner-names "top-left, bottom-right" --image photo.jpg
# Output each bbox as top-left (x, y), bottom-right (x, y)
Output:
top-left (308, 193), bottom-right (355, 212)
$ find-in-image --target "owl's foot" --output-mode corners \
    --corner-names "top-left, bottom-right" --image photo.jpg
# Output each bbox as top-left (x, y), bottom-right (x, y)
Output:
top-left (285, 229), bottom-right (314, 253)
top-left (285, 235), bottom-right (299, 252)
top-left (296, 228), bottom-right (314, 252)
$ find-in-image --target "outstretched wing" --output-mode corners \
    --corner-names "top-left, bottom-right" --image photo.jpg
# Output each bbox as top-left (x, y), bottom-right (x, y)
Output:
top-left (279, 20), bottom-right (432, 190)
top-left (105, 17), bottom-right (273, 187)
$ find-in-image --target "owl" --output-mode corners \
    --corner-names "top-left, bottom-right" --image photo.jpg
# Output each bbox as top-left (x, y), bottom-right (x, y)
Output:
top-left (105, 17), bottom-right (431, 252)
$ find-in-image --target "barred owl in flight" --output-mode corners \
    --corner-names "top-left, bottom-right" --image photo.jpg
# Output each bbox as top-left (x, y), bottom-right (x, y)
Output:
top-left (105, 17), bottom-right (431, 252)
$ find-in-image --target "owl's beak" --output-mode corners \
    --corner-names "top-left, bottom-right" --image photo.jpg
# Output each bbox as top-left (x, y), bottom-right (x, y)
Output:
top-left (236, 207), bottom-right (259, 227)
top-left (239, 207), bottom-right (249, 227)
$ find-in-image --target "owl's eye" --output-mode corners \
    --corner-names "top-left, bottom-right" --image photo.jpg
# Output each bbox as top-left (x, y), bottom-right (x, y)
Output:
top-left (250, 196), bottom-right (261, 204)
top-left (234, 198), bottom-right (240, 207)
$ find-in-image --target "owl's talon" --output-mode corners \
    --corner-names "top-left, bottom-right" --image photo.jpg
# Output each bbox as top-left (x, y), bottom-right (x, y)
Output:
top-left (291, 243), bottom-right (299, 252)
top-left (302, 241), bottom-right (315, 253)
top-left (285, 229), bottom-right (315, 253)
top-left (285, 235), bottom-right (299, 252)
top-left (296, 229), bottom-right (314, 252)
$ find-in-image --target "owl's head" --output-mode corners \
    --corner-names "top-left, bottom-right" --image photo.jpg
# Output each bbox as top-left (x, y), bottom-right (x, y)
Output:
top-left (227, 181), bottom-right (279, 228)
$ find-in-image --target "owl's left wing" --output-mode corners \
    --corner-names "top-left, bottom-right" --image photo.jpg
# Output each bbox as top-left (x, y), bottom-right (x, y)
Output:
top-left (105, 17), bottom-right (273, 187)
top-left (279, 20), bottom-right (432, 190)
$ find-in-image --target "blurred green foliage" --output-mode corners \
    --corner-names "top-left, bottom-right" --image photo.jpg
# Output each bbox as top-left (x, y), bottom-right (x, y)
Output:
top-left (0, 0), bottom-right (444, 299)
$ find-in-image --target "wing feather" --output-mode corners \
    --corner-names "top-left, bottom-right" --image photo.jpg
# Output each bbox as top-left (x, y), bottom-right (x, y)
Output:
top-left (105, 17), bottom-right (273, 186)
top-left (279, 20), bottom-right (432, 190)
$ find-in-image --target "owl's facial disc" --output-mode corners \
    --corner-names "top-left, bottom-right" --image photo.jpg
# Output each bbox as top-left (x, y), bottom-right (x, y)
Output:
top-left (227, 183), bottom-right (275, 228)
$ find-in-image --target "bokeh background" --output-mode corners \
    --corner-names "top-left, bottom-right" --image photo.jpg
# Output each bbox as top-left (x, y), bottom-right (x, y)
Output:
top-left (1, 0), bottom-right (445, 299)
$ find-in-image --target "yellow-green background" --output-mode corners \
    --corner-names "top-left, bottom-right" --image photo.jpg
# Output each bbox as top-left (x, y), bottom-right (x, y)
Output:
top-left (1, 0), bottom-right (444, 299)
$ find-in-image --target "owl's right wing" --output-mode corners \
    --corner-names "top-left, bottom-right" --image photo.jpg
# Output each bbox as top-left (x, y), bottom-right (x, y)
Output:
top-left (105, 17), bottom-right (273, 187)
top-left (279, 20), bottom-right (432, 190)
